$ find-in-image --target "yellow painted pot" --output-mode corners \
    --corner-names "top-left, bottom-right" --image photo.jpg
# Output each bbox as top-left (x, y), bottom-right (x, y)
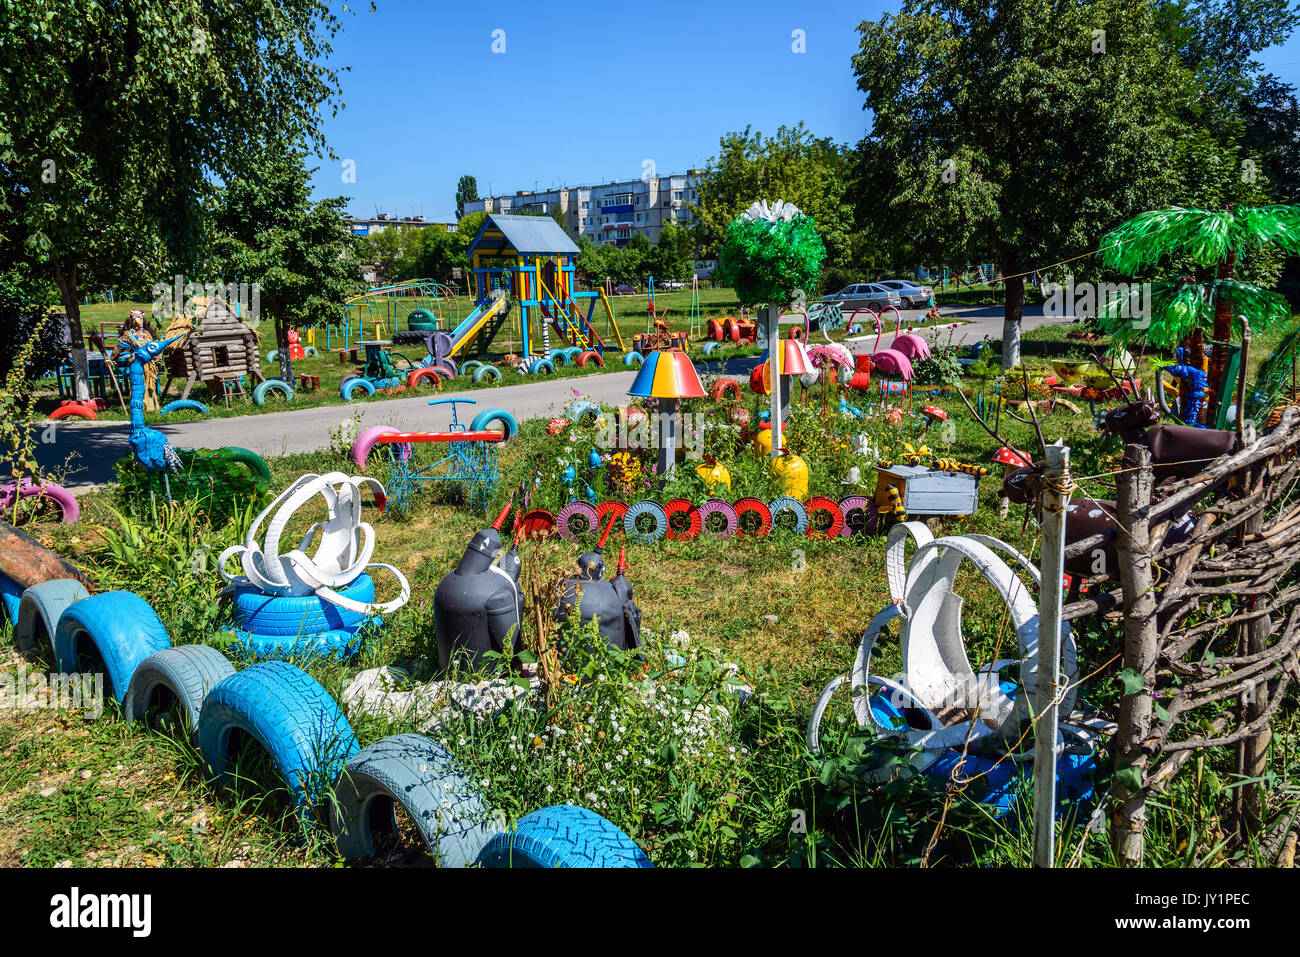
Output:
top-left (753, 425), bottom-right (773, 458)
top-left (771, 450), bottom-right (809, 499)
top-left (696, 459), bottom-right (732, 492)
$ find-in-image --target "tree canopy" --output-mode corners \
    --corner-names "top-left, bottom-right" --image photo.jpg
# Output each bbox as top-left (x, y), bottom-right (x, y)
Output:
top-left (850, 0), bottom-right (1277, 369)
top-left (0, 0), bottom-right (352, 397)
top-left (207, 151), bottom-right (364, 384)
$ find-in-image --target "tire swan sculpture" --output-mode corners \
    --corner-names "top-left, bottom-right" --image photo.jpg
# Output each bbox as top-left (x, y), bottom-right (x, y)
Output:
top-left (809, 522), bottom-right (1106, 811)
top-left (218, 472), bottom-right (411, 657)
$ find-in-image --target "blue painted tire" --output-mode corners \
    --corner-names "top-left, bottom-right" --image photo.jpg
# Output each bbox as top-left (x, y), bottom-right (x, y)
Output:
top-left (768, 496), bottom-right (809, 535)
top-left (472, 364), bottom-right (501, 384)
top-left (266, 350), bottom-right (279, 362)
top-left (477, 805), bottom-right (652, 868)
top-left (849, 323), bottom-right (863, 335)
top-left (16, 578), bottom-right (89, 658)
top-left (341, 377), bottom-right (376, 400)
top-left (230, 574), bottom-right (375, 637)
top-left (461, 360), bottom-right (483, 375)
top-left (160, 399), bottom-right (209, 416)
top-left (624, 500), bottom-right (668, 543)
top-left (304, 346), bottom-right (319, 358)
top-left (196, 662), bottom-right (359, 814)
top-left (623, 352), bottom-right (644, 368)
top-left (123, 645), bottom-right (236, 733)
top-left (229, 625), bottom-right (369, 661)
top-left (332, 734), bottom-right (503, 865)
top-left (468, 408), bottom-right (518, 440)
top-left (52, 591), bottom-right (172, 702)
top-left (701, 341), bottom-right (719, 356)
top-left (549, 350), bottom-right (569, 367)
top-left (253, 378), bottom-right (295, 406)
top-left (530, 358), bottom-right (555, 376)
top-left (564, 400), bottom-right (601, 424)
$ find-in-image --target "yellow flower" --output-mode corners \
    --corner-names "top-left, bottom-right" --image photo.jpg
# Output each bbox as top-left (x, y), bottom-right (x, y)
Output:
top-left (532, 736), bottom-right (544, 749)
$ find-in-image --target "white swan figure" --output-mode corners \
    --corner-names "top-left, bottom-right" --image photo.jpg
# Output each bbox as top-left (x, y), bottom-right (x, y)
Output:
top-left (219, 472), bottom-right (410, 617)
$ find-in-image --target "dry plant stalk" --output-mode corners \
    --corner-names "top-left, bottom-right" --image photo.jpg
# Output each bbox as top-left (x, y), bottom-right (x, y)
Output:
top-left (519, 540), bottom-right (568, 715)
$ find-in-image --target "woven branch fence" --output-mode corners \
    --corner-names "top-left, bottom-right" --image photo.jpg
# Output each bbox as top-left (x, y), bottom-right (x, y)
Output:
top-left (1060, 410), bottom-right (1300, 865)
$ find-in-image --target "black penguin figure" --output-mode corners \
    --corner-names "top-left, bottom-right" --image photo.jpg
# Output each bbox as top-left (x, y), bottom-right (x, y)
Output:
top-left (555, 513), bottom-right (641, 652)
top-left (434, 504), bottom-right (523, 672)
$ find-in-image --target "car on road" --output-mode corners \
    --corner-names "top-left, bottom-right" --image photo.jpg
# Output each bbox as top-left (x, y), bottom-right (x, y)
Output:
top-left (876, 279), bottom-right (933, 308)
top-left (612, 283), bottom-right (637, 295)
top-left (820, 283), bottom-right (904, 313)
top-left (658, 279), bottom-right (686, 291)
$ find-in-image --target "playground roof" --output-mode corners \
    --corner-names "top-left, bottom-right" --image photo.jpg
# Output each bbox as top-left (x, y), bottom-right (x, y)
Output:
top-left (469, 214), bottom-right (579, 257)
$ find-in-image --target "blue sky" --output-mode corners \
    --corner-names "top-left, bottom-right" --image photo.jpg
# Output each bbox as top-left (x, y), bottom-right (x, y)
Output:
top-left (310, 0), bottom-right (1300, 220)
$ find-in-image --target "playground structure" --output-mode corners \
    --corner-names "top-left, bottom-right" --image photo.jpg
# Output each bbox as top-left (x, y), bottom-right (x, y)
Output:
top-left (458, 214), bottom-right (624, 366)
top-left (337, 278), bottom-right (463, 350)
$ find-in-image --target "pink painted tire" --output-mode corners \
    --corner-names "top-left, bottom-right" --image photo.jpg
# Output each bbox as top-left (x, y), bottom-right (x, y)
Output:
top-left (556, 501), bottom-right (600, 541)
top-left (838, 495), bottom-right (876, 537)
top-left (0, 478), bottom-right (80, 523)
top-left (696, 499), bottom-right (738, 539)
top-left (351, 425), bottom-right (403, 471)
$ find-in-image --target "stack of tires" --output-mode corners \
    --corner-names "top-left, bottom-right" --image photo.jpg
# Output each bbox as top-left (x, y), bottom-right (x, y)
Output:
top-left (2, 573), bottom-right (653, 868)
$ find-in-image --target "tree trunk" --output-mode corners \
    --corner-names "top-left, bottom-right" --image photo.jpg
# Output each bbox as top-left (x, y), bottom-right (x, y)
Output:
top-left (275, 318), bottom-right (294, 385)
top-left (1235, 464), bottom-right (1270, 839)
top-left (1001, 251), bottom-right (1023, 371)
top-left (53, 265), bottom-right (91, 401)
top-left (1112, 444), bottom-right (1158, 866)
top-left (1207, 249), bottom-right (1235, 425)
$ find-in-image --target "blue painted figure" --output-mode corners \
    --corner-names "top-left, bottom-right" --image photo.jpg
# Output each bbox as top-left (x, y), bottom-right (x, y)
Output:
top-left (125, 333), bottom-right (187, 498)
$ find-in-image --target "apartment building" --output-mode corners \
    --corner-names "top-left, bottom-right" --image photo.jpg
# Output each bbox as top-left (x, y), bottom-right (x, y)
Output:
top-left (347, 214), bottom-right (457, 237)
top-left (465, 170), bottom-right (704, 248)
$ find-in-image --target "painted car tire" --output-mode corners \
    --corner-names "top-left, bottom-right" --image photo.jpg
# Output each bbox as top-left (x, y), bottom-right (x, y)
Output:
top-left (733, 498), bottom-right (772, 537)
top-left (768, 496), bottom-right (809, 535)
top-left (624, 500), bottom-right (668, 543)
top-left (696, 499), bottom-right (739, 539)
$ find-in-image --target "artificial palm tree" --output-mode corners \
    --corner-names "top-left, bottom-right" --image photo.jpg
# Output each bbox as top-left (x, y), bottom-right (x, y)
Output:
top-left (1097, 205), bottom-right (1300, 423)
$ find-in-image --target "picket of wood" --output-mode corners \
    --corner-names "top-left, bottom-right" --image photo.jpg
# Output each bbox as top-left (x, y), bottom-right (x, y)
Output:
top-left (1054, 408), bottom-right (1300, 864)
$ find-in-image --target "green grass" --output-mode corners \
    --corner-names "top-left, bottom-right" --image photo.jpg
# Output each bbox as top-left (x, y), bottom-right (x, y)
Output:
top-left (5, 314), bottom-right (1299, 867)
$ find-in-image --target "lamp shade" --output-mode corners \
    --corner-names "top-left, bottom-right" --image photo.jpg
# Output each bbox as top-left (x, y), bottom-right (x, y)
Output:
top-left (627, 349), bottom-right (706, 399)
top-left (776, 339), bottom-right (812, 377)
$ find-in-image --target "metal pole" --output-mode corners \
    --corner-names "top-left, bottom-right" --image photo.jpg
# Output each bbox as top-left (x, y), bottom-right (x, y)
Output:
top-left (764, 306), bottom-right (782, 456)
top-left (1033, 438), bottom-right (1071, 867)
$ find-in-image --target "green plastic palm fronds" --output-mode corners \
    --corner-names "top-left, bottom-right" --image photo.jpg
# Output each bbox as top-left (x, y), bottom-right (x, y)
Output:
top-left (1100, 204), bottom-right (1300, 272)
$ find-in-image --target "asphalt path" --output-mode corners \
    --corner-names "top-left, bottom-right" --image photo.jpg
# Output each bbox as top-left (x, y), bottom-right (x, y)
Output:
top-left (37, 303), bottom-right (1079, 491)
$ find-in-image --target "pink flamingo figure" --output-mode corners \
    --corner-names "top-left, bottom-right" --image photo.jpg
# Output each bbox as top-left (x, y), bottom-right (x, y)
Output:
top-left (885, 306), bottom-right (932, 361)
top-left (849, 307), bottom-right (913, 381)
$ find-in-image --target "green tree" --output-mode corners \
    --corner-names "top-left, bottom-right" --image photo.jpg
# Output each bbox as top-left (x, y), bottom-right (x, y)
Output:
top-left (692, 123), bottom-right (854, 268)
top-left (207, 152), bottom-right (364, 384)
top-left (650, 224), bottom-right (695, 282)
top-left (0, 1), bottom-right (351, 399)
top-left (456, 175), bottom-right (479, 220)
top-left (851, 0), bottom-right (1251, 369)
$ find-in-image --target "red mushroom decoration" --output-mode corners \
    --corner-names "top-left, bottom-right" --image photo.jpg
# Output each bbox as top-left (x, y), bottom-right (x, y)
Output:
top-left (919, 404), bottom-right (948, 436)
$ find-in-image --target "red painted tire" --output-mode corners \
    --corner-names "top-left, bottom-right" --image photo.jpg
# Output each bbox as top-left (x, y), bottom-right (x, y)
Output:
top-left (50, 403), bottom-right (98, 421)
top-left (706, 318), bottom-right (723, 341)
top-left (406, 367), bottom-right (442, 390)
top-left (576, 350), bottom-right (603, 368)
top-left (593, 500), bottom-right (628, 539)
top-left (789, 325), bottom-right (805, 341)
top-left (724, 319), bottom-right (739, 342)
top-left (709, 378), bottom-right (742, 402)
top-left (803, 496), bottom-right (845, 539)
top-left (516, 509), bottom-right (556, 540)
top-left (662, 499), bottom-right (701, 541)
top-left (733, 498), bottom-right (772, 537)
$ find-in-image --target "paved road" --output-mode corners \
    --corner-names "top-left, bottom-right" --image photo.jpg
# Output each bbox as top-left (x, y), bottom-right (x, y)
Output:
top-left (38, 371), bottom-right (641, 491)
top-left (39, 303), bottom-right (1079, 492)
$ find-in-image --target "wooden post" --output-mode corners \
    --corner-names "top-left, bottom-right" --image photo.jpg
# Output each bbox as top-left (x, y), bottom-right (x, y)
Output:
top-left (1112, 444), bottom-right (1157, 865)
top-left (0, 521), bottom-right (94, 591)
top-left (1033, 440), bottom-right (1071, 867)
top-left (1237, 461), bottom-right (1270, 837)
